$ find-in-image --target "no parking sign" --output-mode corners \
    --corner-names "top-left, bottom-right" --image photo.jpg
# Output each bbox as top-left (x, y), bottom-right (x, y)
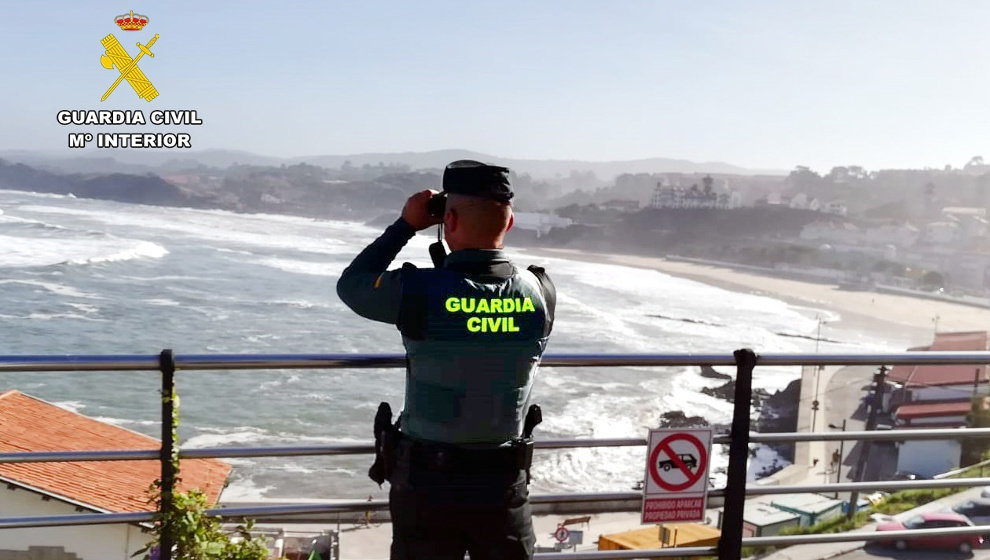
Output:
top-left (641, 428), bottom-right (712, 523)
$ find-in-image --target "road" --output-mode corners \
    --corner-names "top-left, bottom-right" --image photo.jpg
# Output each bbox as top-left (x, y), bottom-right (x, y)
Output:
top-left (823, 365), bottom-right (899, 490)
top-left (834, 543), bottom-right (990, 559)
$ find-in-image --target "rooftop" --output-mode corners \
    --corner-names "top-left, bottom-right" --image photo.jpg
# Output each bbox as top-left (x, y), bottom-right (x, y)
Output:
top-left (0, 390), bottom-right (231, 513)
top-left (887, 331), bottom-right (988, 388)
top-left (770, 493), bottom-right (844, 514)
top-left (741, 502), bottom-right (801, 526)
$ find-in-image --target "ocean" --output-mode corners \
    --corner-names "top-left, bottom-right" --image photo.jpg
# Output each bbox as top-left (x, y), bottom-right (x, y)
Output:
top-left (0, 189), bottom-right (904, 501)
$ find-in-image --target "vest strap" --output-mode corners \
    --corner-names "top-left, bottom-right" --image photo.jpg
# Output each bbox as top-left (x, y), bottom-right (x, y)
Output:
top-left (527, 265), bottom-right (556, 336)
top-left (396, 263), bottom-right (426, 339)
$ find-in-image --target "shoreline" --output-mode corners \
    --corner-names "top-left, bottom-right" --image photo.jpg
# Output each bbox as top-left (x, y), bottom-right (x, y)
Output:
top-left (525, 248), bottom-right (990, 350)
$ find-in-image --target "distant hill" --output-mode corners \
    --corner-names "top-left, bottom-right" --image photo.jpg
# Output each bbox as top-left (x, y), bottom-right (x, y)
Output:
top-left (289, 149), bottom-right (785, 178)
top-left (0, 149), bottom-right (283, 174)
top-left (0, 148), bottom-right (784, 178)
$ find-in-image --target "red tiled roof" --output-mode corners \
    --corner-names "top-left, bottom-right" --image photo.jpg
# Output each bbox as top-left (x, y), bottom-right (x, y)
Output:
top-left (0, 390), bottom-right (231, 513)
top-left (895, 401), bottom-right (972, 420)
top-left (888, 331), bottom-right (988, 387)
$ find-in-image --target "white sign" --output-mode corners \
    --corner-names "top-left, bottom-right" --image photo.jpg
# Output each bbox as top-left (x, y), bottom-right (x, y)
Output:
top-left (641, 428), bottom-right (712, 523)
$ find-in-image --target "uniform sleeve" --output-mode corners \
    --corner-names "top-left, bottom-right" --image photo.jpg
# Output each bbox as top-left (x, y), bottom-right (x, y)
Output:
top-left (336, 217), bottom-right (417, 325)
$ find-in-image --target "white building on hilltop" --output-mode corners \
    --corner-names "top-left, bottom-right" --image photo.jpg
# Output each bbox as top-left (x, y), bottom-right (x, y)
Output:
top-left (511, 212), bottom-right (572, 237)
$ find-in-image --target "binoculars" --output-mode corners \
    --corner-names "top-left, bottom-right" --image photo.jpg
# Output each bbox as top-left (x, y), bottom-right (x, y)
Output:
top-left (427, 192), bottom-right (447, 219)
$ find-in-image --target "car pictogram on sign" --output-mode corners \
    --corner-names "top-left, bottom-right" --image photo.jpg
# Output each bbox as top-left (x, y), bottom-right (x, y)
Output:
top-left (657, 453), bottom-right (697, 472)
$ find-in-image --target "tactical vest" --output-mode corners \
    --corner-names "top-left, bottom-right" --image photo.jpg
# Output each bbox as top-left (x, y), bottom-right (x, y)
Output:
top-left (396, 263), bottom-right (554, 444)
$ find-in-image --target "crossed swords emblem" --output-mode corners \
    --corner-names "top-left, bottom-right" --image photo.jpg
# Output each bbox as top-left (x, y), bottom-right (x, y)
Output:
top-left (100, 33), bottom-right (160, 102)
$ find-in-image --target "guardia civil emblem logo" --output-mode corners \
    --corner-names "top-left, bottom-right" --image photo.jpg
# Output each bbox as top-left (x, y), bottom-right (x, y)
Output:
top-left (100, 10), bottom-right (160, 102)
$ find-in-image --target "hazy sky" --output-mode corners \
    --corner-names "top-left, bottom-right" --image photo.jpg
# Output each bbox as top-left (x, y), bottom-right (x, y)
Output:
top-left (1, 1), bottom-right (989, 172)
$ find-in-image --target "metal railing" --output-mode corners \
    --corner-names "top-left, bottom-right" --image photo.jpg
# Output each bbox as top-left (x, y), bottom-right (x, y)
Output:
top-left (1, 350), bottom-right (990, 560)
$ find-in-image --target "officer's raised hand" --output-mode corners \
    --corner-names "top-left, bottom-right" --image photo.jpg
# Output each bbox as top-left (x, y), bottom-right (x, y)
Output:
top-left (402, 189), bottom-right (443, 231)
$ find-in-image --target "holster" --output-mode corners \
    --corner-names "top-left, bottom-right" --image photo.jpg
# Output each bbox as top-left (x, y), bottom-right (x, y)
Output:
top-left (516, 403), bottom-right (543, 483)
top-left (368, 402), bottom-right (399, 486)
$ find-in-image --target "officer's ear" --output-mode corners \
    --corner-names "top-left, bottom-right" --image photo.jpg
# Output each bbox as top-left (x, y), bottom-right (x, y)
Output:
top-left (445, 207), bottom-right (458, 234)
top-left (505, 212), bottom-right (514, 233)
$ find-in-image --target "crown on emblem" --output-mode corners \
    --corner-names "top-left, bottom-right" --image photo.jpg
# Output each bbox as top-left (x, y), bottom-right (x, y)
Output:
top-left (114, 10), bottom-right (149, 31)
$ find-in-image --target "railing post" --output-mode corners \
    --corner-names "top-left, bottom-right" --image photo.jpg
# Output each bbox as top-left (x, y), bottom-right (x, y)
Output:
top-left (159, 349), bottom-right (177, 560)
top-left (718, 348), bottom-right (757, 560)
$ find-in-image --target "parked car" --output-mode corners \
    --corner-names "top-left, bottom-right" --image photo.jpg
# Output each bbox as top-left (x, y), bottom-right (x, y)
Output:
top-left (866, 491), bottom-right (889, 506)
top-left (876, 512), bottom-right (982, 553)
top-left (981, 486), bottom-right (990, 499)
top-left (953, 498), bottom-right (990, 525)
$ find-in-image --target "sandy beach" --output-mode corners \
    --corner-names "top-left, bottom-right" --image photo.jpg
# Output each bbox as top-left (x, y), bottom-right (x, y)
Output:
top-left (533, 248), bottom-right (990, 349)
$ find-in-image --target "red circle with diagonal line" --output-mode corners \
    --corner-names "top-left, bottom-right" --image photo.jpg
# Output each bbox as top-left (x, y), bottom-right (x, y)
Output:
top-left (649, 433), bottom-right (707, 491)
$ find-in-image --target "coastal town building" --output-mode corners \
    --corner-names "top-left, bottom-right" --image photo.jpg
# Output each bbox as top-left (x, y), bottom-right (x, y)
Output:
top-left (650, 175), bottom-right (742, 210)
top-left (788, 193), bottom-right (822, 212)
top-left (0, 390), bottom-right (231, 560)
top-left (717, 502), bottom-right (800, 538)
top-left (922, 221), bottom-right (964, 246)
top-left (768, 494), bottom-right (844, 527)
top-left (886, 331), bottom-right (989, 477)
top-left (798, 220), bottom-right (861, 246)
top-left (599, 199), bottom-right (641, 212)
top-left (863, 222), bottom-right (921, 249)
top-left (511, 212), bottom-right (573, 238)
top-left (942, 207), bottom-right (989, 240)
top-left (823, 201), bottom-right (848, 216)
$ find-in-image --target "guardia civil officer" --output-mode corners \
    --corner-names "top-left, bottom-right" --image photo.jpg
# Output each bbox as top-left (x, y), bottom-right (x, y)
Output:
top-left (336, 160), bottom-right (555, 559)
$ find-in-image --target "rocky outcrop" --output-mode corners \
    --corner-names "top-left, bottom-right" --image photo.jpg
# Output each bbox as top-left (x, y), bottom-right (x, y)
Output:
top-left (754, 379), bottom-right (801, 462)
top-left (700, 378), bottom-right (771, 406)
top-left (658, 410), bottom-right (710, 429)
top-left (700, 364), bottom-right (732, 380)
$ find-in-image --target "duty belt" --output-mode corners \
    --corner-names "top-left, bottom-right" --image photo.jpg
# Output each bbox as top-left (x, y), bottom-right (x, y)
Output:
top-left (403, 437), bottom-right (530, 473)
top-left (367, 402), bottom-right (542, 485)
top-left (404, 404), bottom-right (541, 479)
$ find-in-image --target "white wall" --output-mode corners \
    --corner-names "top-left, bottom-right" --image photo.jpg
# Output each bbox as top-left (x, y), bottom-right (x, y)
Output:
top-left (512, 212), bottom-right (572, 236)
top-left (912, 383), bottom-right (985, 402)
top-left (0, 487), bottom-right (148, 560)
top-left (896, 440), bottom-right (961, 478)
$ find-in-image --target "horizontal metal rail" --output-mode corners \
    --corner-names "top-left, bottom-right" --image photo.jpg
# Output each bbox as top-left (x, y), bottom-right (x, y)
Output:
top-left (745, 427), bottom-right (990, 442)
top-left (5, 350), bottom-right (990, 557)
top-left (746, 477), bottom-right (990, 495)
top-left (6, 500), bottom-right (990, 555)
top-left (0, 493), bottom-right (645, 529)
top-left (745, 524), bottom-right (990, 547)
top-left (4, 427), bottom-right (989, 464)
top-left (4, 351), bottom-right (990, 372)
top-left (535, 548), bottom-right (717, 559)
top-left (8, 474), bottom-right (990, 529)
top-left (533, 525), bottom-right (990, 559)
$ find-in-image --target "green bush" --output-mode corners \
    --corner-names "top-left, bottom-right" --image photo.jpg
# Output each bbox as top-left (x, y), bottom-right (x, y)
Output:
top-left (135, 489), bottom-right (270, 560)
